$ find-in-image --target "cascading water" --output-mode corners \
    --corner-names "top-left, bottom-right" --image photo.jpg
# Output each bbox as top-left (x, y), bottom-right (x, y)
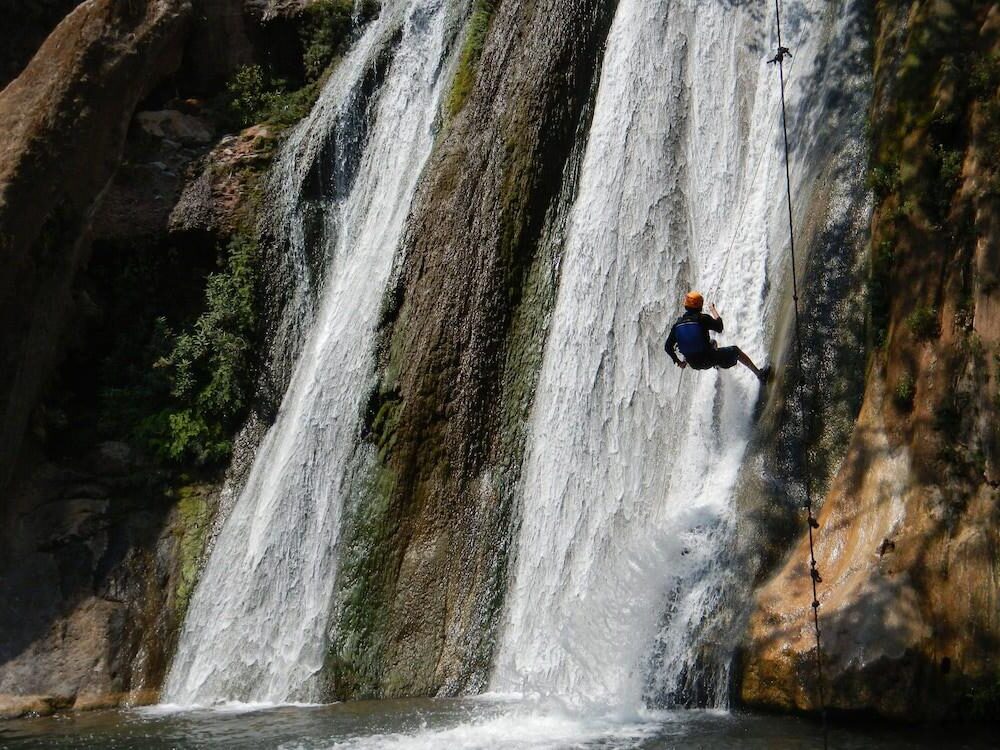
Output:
top-left (163, 0), bottom-right (461, 705)
top-left (491, 0), bottom-right (868, 711)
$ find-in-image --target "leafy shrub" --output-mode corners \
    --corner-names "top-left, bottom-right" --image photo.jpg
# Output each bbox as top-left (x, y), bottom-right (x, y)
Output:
top-left (937, 146), bottom-right (963, 189)
top-left (932, 144), bottom-right (964, 215)
top-left (893, 372), bottom-right (915, 411)
top-left (907, 306), bottom-right (940, 340)
top-left (969, 53), bottom-right (1000, 101)
top-left (223, 66), bottom-right (321, 131)
top-left (446, 1), bottom-right (496, 117)
top-left (225, 65), bottom-right (274, 130)
top-left (153, 232), bottom-right (261, 465)
top-left (265, 81), bottom-right (324, 128)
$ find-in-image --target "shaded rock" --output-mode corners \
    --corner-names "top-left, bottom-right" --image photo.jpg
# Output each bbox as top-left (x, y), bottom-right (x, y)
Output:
top-left (92, 108), bottom-right (212, 242)
top-left (0, 0), bottom-right (83, 89)
top-left (180, 0), bottom-right (255, 91)
top-left (90, 442), bottom-right (134, 477)
top-left (135, 109), bottom-right (214, 144)
top-left (245, 0), bottom-right (310, 21)
top-left (0, 0), bottom-right (192, 491)
top-left (0, 457), bottom-right (221, 715)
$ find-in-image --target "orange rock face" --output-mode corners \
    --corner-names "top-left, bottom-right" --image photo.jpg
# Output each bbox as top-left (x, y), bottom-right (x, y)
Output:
top-left (741, 0), bottom-right (1000, 720)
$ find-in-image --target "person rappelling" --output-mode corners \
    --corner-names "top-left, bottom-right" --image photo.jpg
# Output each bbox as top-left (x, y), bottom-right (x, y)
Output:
top-left (664, 292), bottom-right (771, 382)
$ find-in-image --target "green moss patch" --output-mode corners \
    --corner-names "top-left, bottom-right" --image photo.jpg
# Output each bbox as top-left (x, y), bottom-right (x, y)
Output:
top-left (446, 1), bottom-right (496, 118)
top-left (172, 485), bottom-right (213, 622)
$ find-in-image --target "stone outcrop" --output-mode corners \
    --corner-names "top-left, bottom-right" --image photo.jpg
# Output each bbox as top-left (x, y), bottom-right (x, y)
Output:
top-left (0, 0), bottom-right (192, 491)
top-left (91, 106), bottom-right (216, 243)
top-left (741, 0), bottom-right (1000, 720)
top-left (169, 125), bottom-right (278, 236)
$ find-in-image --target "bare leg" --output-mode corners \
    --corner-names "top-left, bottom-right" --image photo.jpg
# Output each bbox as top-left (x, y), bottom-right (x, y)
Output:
top-left (736, 347), bottom-right (763, 378)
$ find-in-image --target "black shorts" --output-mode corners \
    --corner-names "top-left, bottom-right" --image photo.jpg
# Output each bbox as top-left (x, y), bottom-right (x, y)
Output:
top-left (687, 346), bottom-right (740, 370)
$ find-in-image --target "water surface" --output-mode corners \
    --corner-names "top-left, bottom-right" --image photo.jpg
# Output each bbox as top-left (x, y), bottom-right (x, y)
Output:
top-left (1, 699), bottom-right (991, 749)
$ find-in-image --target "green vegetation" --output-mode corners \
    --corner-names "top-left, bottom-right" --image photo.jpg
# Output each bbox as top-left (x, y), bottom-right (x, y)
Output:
top-left (224, 65), bottom-right (273, 130)
top-left (223, 65), bottom-right (323, 131)
top-left (302, 0), bottom-right (379, 81)
top-left (173, 486), bottom-right (212, 621)
top-left (906, 305), bottom-right (940, 340)
top-left (153, 232), bottom-right (261, 465)
top-left (934, 144), bottom-right (964, 208)
top-left (867, 161), bottom-right (899, 199)
top-left (893, 372), bottom-right (916, 411)
top-left (81, 1), bottom-right (390, 471)
top-left (91, 231), bottom-right (262, 468)
top-left (222, 1), bottom-right (380, 131)
top-left (446, 1), bottom-right (496, 118)
top-left (969, 52), bottom-right (1000, 99)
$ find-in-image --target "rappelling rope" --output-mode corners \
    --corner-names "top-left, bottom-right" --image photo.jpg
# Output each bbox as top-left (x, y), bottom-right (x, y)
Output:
top-left (769, 0), bottom-right (829, 747)
top-left (708, 67), bottom-right (787, 301)
top-left (679, 60), bottom-right (795, 398)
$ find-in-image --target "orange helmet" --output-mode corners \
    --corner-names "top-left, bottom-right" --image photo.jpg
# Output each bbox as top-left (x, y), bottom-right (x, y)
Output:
top-left (684, 291), bottom-right (704, 311)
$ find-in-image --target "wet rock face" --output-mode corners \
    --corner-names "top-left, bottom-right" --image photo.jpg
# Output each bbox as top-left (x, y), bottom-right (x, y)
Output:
top-left (328, 0), bottom-right (620, 699)
top-left (0, 0), bottom-right (192, 492)
top-left (741, 0), bottom-right (1000, 721)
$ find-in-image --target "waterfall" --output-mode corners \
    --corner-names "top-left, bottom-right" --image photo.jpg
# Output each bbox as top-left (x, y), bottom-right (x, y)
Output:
top-left (490, 0), bottom-right (869, 710)
top-left (163, 0), bottom-right (460, 705)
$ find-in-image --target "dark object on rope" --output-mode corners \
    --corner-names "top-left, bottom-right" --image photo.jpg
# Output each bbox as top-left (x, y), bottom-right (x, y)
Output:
top-left (767, 46), bottom-right (792, 65)
top-left (771, 0), bottom-right (830, 747)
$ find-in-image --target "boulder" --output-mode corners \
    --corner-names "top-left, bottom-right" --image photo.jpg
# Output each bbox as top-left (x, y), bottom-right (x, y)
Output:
top-left (0, 0), bottom-right (82, 89)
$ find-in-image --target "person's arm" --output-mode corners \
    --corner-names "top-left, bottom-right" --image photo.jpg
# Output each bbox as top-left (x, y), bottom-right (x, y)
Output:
top-left (664, 326), bottom-right (684, 366)
top-left (705, 305), bottom-right (724, 333)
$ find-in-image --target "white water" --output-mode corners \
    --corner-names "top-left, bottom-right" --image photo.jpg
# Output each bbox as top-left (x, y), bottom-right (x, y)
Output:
top-left (279, 704), bottom-right (669, 750)
top-left (491, 0), bottom-right (866, 710)
top-left (163, 0), bottom-right (458, 704)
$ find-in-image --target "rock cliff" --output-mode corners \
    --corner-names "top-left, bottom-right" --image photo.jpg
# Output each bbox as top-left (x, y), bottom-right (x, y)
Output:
top-left (0, 0), bottom-right (191, 493)
top-left (2, 0), bottom-right (997, 724)
top-left (741, 0), bottom-right (1000, 721)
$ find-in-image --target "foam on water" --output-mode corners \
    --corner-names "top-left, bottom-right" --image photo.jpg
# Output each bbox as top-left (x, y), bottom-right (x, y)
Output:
top-left (136, 701), bottom-right (327, 718)
top-left (278, 703), bottom-right (671, 750)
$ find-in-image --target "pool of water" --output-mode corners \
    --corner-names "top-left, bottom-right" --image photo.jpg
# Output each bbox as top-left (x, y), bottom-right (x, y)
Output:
top-left (0, 698), bottom-right (991, 749)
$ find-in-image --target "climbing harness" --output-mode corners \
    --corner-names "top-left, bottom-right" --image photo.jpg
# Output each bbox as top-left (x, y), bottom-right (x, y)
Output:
top-left (770, 0), bottom-right (830, 746)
